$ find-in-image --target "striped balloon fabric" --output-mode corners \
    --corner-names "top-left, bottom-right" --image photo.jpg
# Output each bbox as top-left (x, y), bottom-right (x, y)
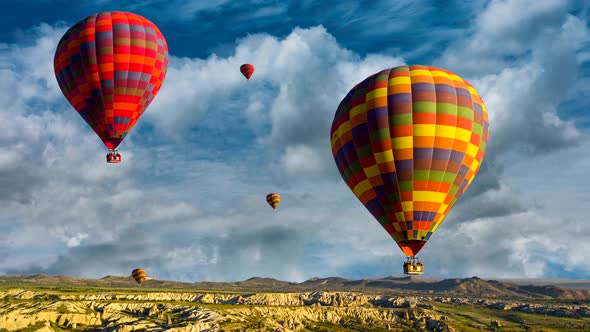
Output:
top-left (131, 268), bottom-right (147, 284)
top-left (330, 65), bottom-right (489, 257)
top-left (54, 11), bottom-right (169, 151)
top-left (266, 193), bottom-right (281, 210)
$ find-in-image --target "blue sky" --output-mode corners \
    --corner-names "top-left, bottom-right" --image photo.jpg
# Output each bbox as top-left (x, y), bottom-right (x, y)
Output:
top-left (0, 0), bottom-right (589, 282)
top-left (0, 1), bottom-right (478, 62)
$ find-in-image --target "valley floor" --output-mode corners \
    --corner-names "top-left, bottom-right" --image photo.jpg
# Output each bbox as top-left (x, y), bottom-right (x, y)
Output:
top-left (0, 287), bottom-right (589, 331)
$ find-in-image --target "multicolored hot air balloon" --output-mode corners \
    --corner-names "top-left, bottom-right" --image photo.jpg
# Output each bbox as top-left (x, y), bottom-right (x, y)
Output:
top-left (266, 193), bottom-right (281, 210)
top-left (131, 268), bottom-right (149, 285)
top-left (240, 64), bottom-right (254, 80)
top-left (330, 65), bottom-right (489, 274)
top-left (54, 11), bottom-right (169, 163)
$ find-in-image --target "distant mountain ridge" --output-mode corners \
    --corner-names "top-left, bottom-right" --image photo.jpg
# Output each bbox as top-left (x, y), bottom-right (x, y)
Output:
top-left (1, 274), bottom-right (589, 300)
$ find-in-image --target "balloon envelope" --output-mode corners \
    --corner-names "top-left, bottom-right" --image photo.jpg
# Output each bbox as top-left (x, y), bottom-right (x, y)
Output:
top-left (330, 65), bottom-right (489, 257)
top-left (54, 11), bottom-right (169, 151)
top-left (131, 268), bottom-right (147, 284)
top-left (240, 64), bottom-right (254, 80)
top-left (266, 193), bottom-right (281, 209)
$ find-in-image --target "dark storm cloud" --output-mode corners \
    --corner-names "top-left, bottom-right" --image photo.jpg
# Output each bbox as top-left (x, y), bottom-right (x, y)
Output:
top-left (3, 239), bottom-right (164, 278)
top-left (449, 184), bottom-right (526, 222)
top-left (5, 221), bottom-right (306, 282)
top-left (207, 224), bottom-right (305, 281)
top-left (423, 211), bottom-right (590, 278)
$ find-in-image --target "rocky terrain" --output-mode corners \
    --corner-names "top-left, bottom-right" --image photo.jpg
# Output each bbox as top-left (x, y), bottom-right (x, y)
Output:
top-left (0, 275), bottom-right (589, 331)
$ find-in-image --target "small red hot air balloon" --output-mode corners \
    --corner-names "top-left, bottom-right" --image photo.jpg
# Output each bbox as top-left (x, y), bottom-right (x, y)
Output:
top-left (240, 64), bottom-right (255, 80)
top-left (54, 11), bottom-right (169, 163)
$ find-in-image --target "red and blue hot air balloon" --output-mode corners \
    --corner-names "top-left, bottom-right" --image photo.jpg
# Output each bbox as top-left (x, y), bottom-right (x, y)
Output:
top-left (54, 11), bottom-right (169, 163)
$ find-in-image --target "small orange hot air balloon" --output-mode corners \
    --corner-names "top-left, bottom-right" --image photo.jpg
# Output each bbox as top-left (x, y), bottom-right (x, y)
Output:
top-left (240, 64), bottom-right (255, 80)
top-left (266, 193), bottom-right (280, 210)
top-left (131, 268), bottom-right (151, 285)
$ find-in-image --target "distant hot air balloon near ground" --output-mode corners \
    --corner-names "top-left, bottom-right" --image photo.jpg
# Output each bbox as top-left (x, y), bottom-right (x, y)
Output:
top-left (240, 64), bottom-right (255, 80)
top-left (330, 65), bottom-right (489, 275)
top-left (54, 11), bottom-right (169, 163)
top-left (266, 193), bottom-right (281, 210)
top-left (131, 268), bottom-right (152, 285)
